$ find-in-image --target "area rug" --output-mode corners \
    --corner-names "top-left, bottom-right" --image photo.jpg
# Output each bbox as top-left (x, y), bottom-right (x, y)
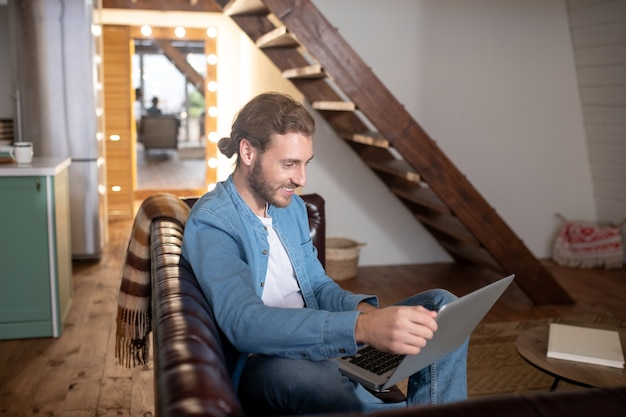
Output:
top-left (467, 314), bottom-right (624, 397)
top-left (396, 314), bottom-right (624, 398)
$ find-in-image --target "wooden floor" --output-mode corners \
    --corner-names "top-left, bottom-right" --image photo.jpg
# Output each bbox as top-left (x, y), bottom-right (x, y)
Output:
top-left (136, 143), bottom-right (206, 191)
top-left (0, 214), bottom-right (625, 416)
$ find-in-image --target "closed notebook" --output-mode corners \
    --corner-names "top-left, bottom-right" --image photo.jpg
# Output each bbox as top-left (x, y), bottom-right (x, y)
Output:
top-left (547, 323), bottom-right (624, 369)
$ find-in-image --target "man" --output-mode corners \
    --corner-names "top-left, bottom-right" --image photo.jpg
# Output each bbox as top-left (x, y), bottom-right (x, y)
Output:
top-left (146, 96), bottom-right (162, 115)
top-left (181, 92), bottom-right (467, 415)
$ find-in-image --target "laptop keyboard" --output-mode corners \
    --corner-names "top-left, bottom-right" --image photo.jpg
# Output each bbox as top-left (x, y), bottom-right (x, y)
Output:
top-left (346, 346), bottom-right (405, 375)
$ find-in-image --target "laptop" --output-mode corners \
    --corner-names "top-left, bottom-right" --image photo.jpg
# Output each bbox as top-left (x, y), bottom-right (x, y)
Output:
top-left (335, 274), bottom-right (515, 392)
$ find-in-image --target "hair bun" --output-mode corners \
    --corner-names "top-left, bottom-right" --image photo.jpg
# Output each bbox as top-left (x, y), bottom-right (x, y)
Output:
top-left (217, 136), bottom-right (237, 158)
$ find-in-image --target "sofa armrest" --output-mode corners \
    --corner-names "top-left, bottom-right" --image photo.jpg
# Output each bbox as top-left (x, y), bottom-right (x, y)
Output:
top-left (151, 219), bottom-right (245, 417)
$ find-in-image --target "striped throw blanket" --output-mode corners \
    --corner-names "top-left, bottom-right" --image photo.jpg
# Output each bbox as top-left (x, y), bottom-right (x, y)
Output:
top-left (115, 193), bottom-right (190, 368)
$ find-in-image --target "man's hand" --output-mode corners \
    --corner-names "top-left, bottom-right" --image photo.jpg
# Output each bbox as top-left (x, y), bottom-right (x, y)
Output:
top-left (354, 306), bottom-right (438, 355)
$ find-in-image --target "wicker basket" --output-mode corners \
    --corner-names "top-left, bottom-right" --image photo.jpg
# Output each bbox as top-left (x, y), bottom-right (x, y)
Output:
top-left (325, 237), bottom-right (366, 281)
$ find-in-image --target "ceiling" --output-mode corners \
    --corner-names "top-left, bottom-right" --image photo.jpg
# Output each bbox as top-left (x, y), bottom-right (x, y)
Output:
top-left (102, 0), bottom-right (223, 13)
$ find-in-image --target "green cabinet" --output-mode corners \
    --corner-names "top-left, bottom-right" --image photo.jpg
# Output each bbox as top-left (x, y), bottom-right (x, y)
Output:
top-left (0, 158), bottom-right (72, 339)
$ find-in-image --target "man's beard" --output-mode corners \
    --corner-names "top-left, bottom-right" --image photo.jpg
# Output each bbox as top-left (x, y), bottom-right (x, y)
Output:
top-left (248, 158), bottom-right (294, 209)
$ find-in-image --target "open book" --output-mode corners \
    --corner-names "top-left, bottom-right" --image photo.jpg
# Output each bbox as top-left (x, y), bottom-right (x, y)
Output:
top-left (547, 323), bottom-right (624, 369)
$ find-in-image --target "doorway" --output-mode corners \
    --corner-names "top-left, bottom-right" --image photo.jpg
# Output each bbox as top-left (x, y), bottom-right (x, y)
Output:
top-left (131, 25), bottom-right (218, 198)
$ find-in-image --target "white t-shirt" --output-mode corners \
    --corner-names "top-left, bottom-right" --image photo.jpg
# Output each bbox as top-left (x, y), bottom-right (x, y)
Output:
top-left (258, 215), bottom-right (305, 308)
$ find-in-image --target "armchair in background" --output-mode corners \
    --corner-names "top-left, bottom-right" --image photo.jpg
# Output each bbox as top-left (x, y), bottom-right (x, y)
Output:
top-left (139, 115), bottom-right (179, 151)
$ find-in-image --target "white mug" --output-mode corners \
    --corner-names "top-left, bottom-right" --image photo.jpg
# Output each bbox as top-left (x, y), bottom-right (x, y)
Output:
top-left (10, 142), bottom-right (34, 166)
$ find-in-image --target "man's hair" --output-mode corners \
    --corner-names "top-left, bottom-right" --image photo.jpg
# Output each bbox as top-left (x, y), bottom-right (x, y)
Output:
top-left (218, 93), bottom-right (315, 163)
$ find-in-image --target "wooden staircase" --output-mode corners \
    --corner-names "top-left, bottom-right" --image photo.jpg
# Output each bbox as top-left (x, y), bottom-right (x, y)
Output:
top-left (153, 39), bottom-right (206, 96)
top-left (217, 0), bottom-right (573, 305)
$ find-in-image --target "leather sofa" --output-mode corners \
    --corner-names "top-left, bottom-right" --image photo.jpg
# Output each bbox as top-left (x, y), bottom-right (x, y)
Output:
top-left (149, 194), bottom-right (626, 417)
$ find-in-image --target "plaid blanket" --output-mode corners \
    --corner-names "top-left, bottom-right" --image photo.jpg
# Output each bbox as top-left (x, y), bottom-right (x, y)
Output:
top-left (115, 193), bottom-right (190, 368)
top-left (553, 215), bottom-right (624, 269)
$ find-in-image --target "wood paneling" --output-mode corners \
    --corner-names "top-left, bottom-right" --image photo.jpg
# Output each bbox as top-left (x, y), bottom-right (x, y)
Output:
top-left (566, 0), bottom-right (626, 223)
top-left (103, 25), bottom-right (135, 220)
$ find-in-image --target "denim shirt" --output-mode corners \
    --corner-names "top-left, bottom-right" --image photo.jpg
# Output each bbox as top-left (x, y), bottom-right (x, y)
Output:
top-left (180, 176), bottom-right (377, 387)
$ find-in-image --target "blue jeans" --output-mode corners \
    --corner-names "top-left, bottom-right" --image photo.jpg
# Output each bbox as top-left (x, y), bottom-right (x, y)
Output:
top-left (238, 289), bottom-right (468, 415)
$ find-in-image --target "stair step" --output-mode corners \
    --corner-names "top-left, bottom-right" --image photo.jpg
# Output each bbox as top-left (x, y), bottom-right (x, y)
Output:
top-left (435, 237), bottom-right (503, 273)
top-left (366, 160), bottom-right (420, 184)
top-left (283, 64), bottom-right (325, 79)
top-left (154, 40), bottom-right (205, 93)
top-left (413, 211), bottom-right (479, 246)
top-left (340, 131), bottom-right (390, 148)
top-left (223, 0), bottom-right (268, 16)
top-left (391, 186), bottom-right (450, 215)
top-left (256, 26), bottom-right (298, 48)
top-left (312, 101), bottom-right (356, 111)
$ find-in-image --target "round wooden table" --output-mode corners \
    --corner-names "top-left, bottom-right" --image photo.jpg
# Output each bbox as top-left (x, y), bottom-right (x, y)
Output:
top-left (516, 324), bottom-right (626, 390)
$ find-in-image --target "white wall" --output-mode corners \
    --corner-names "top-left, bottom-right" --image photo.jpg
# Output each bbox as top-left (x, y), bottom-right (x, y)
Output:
top-left (310, 0), bottom-right (597, 264)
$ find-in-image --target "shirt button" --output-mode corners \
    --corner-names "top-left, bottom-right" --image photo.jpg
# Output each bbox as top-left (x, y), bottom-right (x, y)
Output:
top-left (262, 250), bottom-right (268, 255)
top-left (260, 282), bottom-right (265, 287)
top-left (339, 348), bottom-right (346, 354)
